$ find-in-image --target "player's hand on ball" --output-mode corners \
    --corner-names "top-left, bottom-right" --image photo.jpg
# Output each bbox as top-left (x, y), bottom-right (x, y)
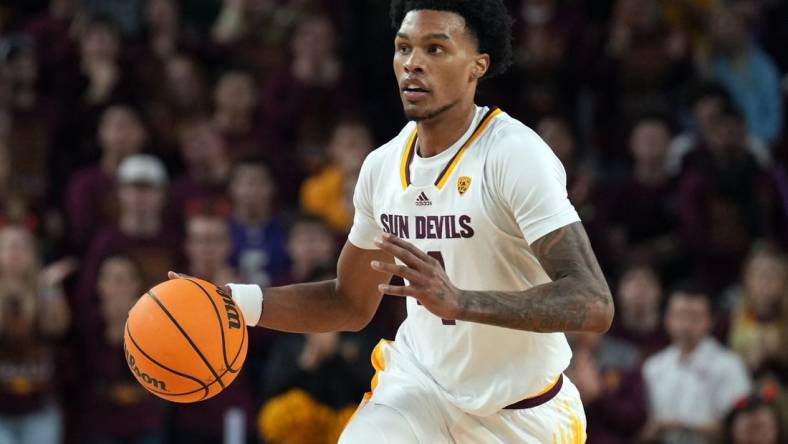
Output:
top-left (371, 233), bottom-right (462, 321)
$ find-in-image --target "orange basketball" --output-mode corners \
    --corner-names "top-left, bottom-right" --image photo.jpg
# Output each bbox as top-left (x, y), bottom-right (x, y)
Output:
top-left (123, 277), bottom-right (248, 403)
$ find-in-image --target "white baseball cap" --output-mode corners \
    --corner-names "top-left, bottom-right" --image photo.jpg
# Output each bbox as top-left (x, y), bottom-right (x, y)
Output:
top-left (117, 154), bottom-right (168, 186)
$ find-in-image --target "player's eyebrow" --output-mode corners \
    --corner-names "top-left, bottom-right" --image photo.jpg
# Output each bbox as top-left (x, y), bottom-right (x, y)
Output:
top-left (396, 32), bottom-right (451, 41)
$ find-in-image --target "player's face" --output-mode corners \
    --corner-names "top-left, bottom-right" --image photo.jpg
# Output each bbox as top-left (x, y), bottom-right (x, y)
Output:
top-left (393, 10), bottom-right (489, 122)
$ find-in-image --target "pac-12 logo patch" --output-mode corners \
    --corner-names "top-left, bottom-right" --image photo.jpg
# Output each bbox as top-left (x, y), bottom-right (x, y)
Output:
top-left (457, 176), bottom-right (471, 195)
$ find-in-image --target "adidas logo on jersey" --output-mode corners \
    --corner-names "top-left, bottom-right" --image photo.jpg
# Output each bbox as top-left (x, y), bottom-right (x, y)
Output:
top-left (415, 192), bottom-right (432, 206)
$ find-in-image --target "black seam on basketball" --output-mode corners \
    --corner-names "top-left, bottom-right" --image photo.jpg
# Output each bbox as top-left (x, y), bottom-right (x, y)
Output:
top-left (184, 278), bottom-right (232, 371)
top-left (125, 324), bottom-right (209, 400)
top-left (226, 323), bottom-right (246, 374)
top-left (146, 290), bottom-right (226, 389)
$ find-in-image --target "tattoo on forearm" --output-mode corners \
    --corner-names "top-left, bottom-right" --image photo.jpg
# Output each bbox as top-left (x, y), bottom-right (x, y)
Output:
top-left (460, 222), bottom-right (612, 333)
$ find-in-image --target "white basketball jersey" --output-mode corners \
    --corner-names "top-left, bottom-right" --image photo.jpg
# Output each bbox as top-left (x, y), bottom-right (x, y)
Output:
top-left (348, 105), bottom-right (580, 416)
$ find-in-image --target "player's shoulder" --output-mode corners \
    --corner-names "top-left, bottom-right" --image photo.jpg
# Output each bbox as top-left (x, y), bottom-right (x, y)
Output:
top-left (481, 109), bottom-right (559, 171)
top-left (484, 110), bottom-right (551, 157)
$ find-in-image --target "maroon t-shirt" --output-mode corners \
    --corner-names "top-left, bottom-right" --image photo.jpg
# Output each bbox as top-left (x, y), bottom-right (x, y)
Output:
top-left (607, 318), bottom-right (671, 361)
top-left (80, 337), bottom-right (165, 440)
top-left (65, 166), bottom-right (116, 249)
top-left (75, 224), bottom-right (183, 341)
top-left (168, 174), bottom-right (230, 231)
top-left (0, 339), bottom-right (56, 416)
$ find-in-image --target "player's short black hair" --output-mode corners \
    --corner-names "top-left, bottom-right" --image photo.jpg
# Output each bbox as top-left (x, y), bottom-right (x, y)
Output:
top-left (390, 0), bottom-right (513, 79)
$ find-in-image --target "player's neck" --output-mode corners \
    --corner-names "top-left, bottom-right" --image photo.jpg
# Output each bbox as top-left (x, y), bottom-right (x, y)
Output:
top-left (416, 101), bottom-right (476, 158)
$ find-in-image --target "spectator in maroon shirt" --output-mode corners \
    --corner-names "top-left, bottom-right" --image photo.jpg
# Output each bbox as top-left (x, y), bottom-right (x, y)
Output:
top-left (65, 104), bottom-right (148, 249)
top-left (667, 81), bottom-right (771, 177)
top-left (608, 265), bottom-right (670, 359)
top-left (0, 225), bottom-right (71, 444)
top-left (76, 154), bottom-right (180, 340)
top-left (212, 69), bottom-right (265, 162)
top-left (678, 105), bottom-right (786, 293)
top-left (168, 118), bottom-right (232, 232)
top-left (0, 35), bottom-right (59, 207)
top-left (54, 15), bottom-right (139, 174)
top-left (607, 116), bottom-right (680, 276)
top-left (80, 254), bottom-right (165, 444)
top-left (567, 332), bottom-right (647, 444)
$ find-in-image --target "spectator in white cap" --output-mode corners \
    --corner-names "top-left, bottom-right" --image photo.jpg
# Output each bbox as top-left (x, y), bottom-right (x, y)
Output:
top-left (76, 154), bottom-right (182, 342)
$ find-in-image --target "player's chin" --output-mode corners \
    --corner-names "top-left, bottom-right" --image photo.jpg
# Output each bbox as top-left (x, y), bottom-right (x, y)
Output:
top-left (402, 103), bottom-right (431, 122)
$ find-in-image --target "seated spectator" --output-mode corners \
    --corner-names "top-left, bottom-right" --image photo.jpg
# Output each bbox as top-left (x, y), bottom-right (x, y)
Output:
top-left (725, 386), bottom-right (784, 444)
top-left (677, 104), bottom-right (786, 293)
top-left (724, 243), bottom-right (787, 377)
top-left (696, 4), bottom-right (783, 144)
top-left (65, 104), bottom-right (147, 249)
top-left (227, 158), bottom-right (288, 287)
top-left (567, 332), bottom-right (647, 444)
top-left (608, 265), bottom-right (670, 359)
top-left (667, 82), bottom-right (770, 175)
top-left (642, 282), bottom-right (751, 444)
top-left (0, 225), bottom-right (71, 444)
top-left (608, 116), bottom-right (679, 273)
top-left (169, 118), bottom-right (232, 231)
top-left (276, 214), bottom-right (339, 286)
top-left (80, 255), bottom-right (165, 444)
top-left (170, 212), bottom-right (261, 444)
top-left (77, 154), bottom-right (180, 334)
top-left (300, 118), bottom-right (372, 233)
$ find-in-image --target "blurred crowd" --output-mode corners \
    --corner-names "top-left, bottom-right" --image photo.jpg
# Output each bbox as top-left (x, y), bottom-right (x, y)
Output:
top-left (0, 0), bottom-right (785, 443)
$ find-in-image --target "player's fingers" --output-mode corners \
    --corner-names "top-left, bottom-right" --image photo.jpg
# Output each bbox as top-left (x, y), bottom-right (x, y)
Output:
top-left (378, 282), bottom-right (428, 299)
top-left (370, 260), bottom-right (428, 285)
top-left (168, 271), bottom-right (195, 280)
top-left (380, 233), bottom-right (434, 263)
top-left (374, 237), bottom-right (430, 271)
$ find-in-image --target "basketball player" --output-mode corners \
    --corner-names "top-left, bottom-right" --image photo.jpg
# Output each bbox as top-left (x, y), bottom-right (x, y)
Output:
top-left (173, 1), bottom-right (613, 442)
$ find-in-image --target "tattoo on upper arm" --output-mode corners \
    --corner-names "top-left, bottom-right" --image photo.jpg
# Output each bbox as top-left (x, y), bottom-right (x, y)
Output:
top-left (459, 222), bottom-right (613, 333)
top-left (527, 222), bottom-right (612, 331)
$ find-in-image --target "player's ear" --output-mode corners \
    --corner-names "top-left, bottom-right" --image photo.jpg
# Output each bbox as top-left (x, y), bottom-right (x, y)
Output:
top-left (471, 54), bottom-right (490, 80)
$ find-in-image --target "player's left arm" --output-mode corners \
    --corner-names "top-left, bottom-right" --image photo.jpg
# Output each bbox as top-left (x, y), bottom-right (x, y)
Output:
top-left (461, 221), bottom-right (612, 332)
top-left (373, 222), bottom-right (613, 333)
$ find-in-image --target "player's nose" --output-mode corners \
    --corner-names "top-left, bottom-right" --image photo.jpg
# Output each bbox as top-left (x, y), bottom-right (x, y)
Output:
top-left (403, 51), bottom-right (425, 73)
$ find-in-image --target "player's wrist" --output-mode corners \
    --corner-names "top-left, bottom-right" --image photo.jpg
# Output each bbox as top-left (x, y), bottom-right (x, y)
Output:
top-left (226, 283), bottom-right (264, 327)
